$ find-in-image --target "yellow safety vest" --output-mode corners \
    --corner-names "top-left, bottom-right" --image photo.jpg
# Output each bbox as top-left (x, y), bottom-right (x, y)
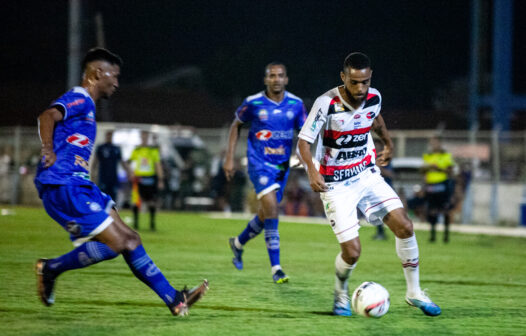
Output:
top-left (422, 151), bottom-right (454, 184)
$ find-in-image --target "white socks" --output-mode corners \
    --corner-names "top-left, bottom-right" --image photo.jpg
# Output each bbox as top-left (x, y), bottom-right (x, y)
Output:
top-left (334, 252), bottom-right (356, 296)
top-left (234, 237), bottom-right (243, 249)
top-left (395, 234), bottom-right (421, 297)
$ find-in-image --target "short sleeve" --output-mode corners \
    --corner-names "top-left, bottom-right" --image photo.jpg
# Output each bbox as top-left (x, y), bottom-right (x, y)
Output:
top-left (298, 96), bottom-right (329, 143)
top-left (235, 100), bottom-right (253, 123)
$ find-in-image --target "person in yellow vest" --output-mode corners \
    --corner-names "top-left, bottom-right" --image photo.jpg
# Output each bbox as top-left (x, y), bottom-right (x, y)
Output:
top-left (129, 131), bottom-right (164, 231)
top-left (422, 136), bottom-right (455, 243)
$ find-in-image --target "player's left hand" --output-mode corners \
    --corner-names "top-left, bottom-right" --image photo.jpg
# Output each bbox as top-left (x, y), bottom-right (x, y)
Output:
top-left (376, 147), bottom-right (392, 166)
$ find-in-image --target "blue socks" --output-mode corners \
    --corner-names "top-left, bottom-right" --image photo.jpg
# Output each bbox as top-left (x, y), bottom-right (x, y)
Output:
top-left (122, 245), bottom-right (177, 306)
top-left (238, 216), bottom-right (264, 245)
top-left (45, 241), bottom-right (118, 276)
top-left (264, 219), bottom-right (280, 267)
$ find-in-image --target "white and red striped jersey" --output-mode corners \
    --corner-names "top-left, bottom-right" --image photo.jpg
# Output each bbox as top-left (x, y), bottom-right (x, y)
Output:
top-left (299, 86), bottom-right (382, 183)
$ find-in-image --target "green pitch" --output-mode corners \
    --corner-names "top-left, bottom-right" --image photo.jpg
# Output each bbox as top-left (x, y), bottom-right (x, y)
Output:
top-left (1, 207), bottom-right (526, 336)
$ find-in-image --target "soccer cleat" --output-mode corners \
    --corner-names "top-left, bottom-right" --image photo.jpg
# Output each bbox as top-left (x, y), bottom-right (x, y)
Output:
top-left (169, 280), bottom-right (209, 316)
top-left (406, 290), bottom-right (441, 316)
top-left (272, 269), bottom-right (289, 284)
top-left (182, 279), bottom-right (209, 308)
top-left (333, 292), bottom-right (351, 316)
top-left (229, 237), bottom-right (243, 270)
top-left (35, 258), bottom-right (56, 306)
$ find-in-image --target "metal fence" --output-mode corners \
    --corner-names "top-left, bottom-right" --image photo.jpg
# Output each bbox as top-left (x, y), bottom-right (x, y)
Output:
top-left (1, 126), bottom-right (525, 225)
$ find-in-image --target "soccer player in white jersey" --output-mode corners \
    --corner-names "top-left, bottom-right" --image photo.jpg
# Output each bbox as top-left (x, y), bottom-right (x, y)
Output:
top-left (297, 52), bottom-right (441, 317)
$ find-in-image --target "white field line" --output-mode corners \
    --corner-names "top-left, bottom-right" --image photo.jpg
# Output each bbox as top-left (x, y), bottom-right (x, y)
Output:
top-left (206, 212), bottom-right (526, 238)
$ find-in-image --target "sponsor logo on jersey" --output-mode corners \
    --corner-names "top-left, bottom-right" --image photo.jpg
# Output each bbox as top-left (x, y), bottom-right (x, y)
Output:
top-left (354, 122), bottom-right (362, 127)
top-left (74, 155), bottom-right (90, 171)
top-left (366, 111), bottom-right (375, 119)
top-left (66, 133), bottom-right (90, 147)
top-left (287, 100), bottom-right (297, 104)
top-left (310, 108), bottom-right (323, 131)
top-left (320, 154), bottom-right (373, 182)
top-left (256, 130), bottom-right (272, 141)
top-left (85, 111), bottom-right (95, 122)
top-left (66, 98), bottom-right (85, 108)
top-left (335, 148), bottom-right (367, 161)
top-left (264, 146), bottom-right (285, 155)
top-left (258, 109), bottom-right (268, 120)
top-left (354, 114), bottom-right (361, 119)
top-left (323, 127), bottom-right (370, 149)
top-left (273, 109), bottom-right (282, 114)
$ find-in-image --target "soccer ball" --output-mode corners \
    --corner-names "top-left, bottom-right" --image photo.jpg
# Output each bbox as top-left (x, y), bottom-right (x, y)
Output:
top-left (351, 281), bottom-right (390, 318)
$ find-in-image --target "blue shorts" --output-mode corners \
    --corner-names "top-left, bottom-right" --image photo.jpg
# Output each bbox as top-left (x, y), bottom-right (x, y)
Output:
top-left (40, 184), bottom-right (115, 246)
top-left (248, 163), bottom-right (290, 203)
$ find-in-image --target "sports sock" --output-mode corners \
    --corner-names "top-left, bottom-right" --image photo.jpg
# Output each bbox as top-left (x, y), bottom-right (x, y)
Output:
top-left (149, 206), bottom-right (156, 230)
top-left (334, 252), bottom-right (356, 296)
top-left (238, 215), bottom-right (264, 245)
top-left (132, 205), bottom-right (139, 229)
top-left (264, 218), bottom-right (280, 267)
top-left (122, 244), bottom-right (177, 307)
top-left (395, 234), bottom-right (421, 297)
top-left (45, 241), bottom-right (119, 277)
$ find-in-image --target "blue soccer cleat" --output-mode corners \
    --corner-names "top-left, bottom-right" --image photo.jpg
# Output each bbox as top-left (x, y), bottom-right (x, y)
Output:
top-left (406, 290), bottom-right (441, 316)
top-left (272, 269), bottom-right (289, 284)
top-left (333, 292), bottom-right (351, 316)
top-left (229, 237), bottom-right (243, 270)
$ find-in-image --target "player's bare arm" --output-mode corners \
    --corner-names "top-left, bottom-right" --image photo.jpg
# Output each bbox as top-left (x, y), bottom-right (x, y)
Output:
top-left (297, 139), bottom-right (328, 192)
top-left (223, 119), bottom-right (243, 181)
top-left (38, 107), bottom-right (63, 168)
top-left (371, 114), bottom-right (394, 166)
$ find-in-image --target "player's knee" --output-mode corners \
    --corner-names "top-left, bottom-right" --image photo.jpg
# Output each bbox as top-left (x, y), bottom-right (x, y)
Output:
top-left (123, 231), bottom-right (142, 250)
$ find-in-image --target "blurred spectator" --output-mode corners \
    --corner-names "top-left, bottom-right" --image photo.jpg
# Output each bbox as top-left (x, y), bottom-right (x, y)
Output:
top-left (128, 130), bottom-right (164, 231)
top-left (407, 184), bottom-right (427, 222)
top-left (0, 148), bottom-right (11, 203)
top-left (92, 130), bottom-right (131, 202)
top-left (422, 136), bottom-right (456, 243)
top-left (283, 176), bottom-right (309, 216)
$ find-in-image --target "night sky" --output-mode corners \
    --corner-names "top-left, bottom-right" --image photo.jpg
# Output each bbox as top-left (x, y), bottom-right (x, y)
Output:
top-left (2, 1), bottom-right (524, 128)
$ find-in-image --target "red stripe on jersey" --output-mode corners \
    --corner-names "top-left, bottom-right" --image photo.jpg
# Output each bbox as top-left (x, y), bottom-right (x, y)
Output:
top-left (330, 96), bottom-right (341, 105)
top-left (319, 154), bottom-right (372, 175)
top-left (367, 93), bottom-right (377, 100)
top-left (323, 127), bottom-right (371, 140)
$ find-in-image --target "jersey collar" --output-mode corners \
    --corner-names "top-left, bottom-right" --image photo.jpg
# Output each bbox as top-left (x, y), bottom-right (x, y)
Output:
top-left (72, 86), bottom-right (95, 105)
top-left (263, 90), bottom-right (288, 105)
top-left (336, 86), bottom-right (365, 112)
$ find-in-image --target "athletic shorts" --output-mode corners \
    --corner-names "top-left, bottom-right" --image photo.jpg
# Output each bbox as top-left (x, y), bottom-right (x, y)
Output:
top-left (425, 181), bottom-right (452, 211)
top-left (248, 163), bottom-right (290, 203)
top-left (320, 168), bottom-right (403, 243)
top-left (137, 176), bottom-right (158, 201)
top-left (40, 184), bottom-right (115, 246)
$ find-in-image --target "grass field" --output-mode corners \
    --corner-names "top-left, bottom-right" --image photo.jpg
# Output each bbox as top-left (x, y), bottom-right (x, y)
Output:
top-left (1, 207), bottom-right (526, 336)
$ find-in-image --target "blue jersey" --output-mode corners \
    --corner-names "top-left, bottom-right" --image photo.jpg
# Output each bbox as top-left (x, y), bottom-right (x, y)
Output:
top-left (35, 87), bottom-right (97, 189)
top-left (236, 91), bottom-right (306, 168)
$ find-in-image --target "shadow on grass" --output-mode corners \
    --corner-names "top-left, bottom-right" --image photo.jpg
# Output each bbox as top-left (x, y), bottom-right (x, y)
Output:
top-left (60, 299), bottom-right (334, 316)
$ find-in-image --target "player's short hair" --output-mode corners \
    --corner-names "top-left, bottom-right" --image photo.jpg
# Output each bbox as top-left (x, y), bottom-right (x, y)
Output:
top-left (343, 52), bottom-right (371, 71)
top-left (82, 48), bottom-right (123, 70)
top-left (265, 62), bottom-right (287, 76)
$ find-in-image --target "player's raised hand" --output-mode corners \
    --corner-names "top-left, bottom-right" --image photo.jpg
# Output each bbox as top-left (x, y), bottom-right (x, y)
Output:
top-left (307, 168), bottom-right (328, 192)
top-left (41, 145), bottom-right (57, 168)
top-left (376, 146), bottom-right (392, 167)
top-left (222, 158), bottom-right (235, 182)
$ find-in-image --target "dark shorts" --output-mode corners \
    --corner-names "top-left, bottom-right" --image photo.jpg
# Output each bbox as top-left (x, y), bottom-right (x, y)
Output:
top-left (425, 181), bottom-right (452, 211)
top-left (138, 176), bottom-right (158, 201)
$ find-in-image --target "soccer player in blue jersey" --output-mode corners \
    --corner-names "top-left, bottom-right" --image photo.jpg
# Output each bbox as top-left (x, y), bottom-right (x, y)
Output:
top-left (34, 48), bottom-right (208, 316)
top-left (224, 62), bottom-right (307, 283)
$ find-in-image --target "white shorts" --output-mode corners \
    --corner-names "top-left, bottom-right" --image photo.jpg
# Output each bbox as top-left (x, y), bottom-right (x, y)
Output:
top-left (320, 168), bottom-right (403, 243)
